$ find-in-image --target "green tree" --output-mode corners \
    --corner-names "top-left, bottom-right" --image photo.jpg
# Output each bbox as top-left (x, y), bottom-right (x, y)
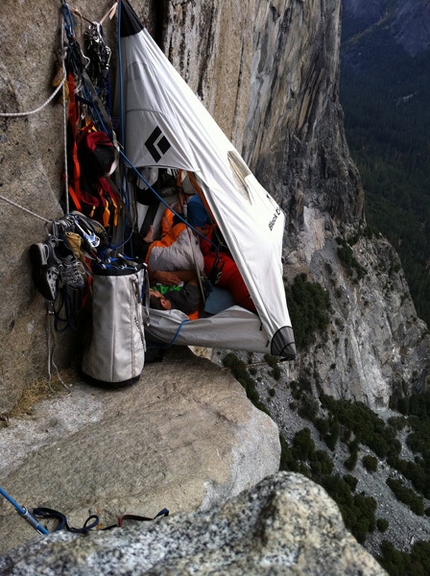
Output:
top-left (284, 274), bottom-right (330, 350)
top-left (362, 455), bottom-right (378, 473)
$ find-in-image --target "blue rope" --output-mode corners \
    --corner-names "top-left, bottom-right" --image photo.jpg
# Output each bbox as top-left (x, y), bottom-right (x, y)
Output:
top-left (61, 2), bottom-right (75, 41)
top-left (0, 487), bottom-right (26, 515)
top-left (119, 150), bottom-right (218, 251)
top-left (60, 3), bottom-right (217, 255)
top-left (117, 0), bottom-right (125, 151)
top-left (61, 3), bottom-right (86, 80)
top-left (0, 487), bottom-right (49, 535)
top-left (115, 0), bottom-right (134, 252)
top-left (153, 318), bottom-right (191, 349)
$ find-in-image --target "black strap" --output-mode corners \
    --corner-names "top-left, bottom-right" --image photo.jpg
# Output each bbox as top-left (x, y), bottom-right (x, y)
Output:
top-left (32, 507), bottom-right (99, 533)
top-left (139, 195), bottom-right (161, 238)
top-left (119, 508), bottom-right (169, 526)
top-left (33, 506), bottom-right (169, 533)
top-left (102, 508), bottom-right (170, 530)
top-left (53, 287), bottom-right (81, 333)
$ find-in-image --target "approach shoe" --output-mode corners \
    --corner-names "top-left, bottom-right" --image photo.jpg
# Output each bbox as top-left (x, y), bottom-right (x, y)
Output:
top-left (55, 239), bottom-right (86, 290)
top-left (29, 238), bottom-right (61, 301)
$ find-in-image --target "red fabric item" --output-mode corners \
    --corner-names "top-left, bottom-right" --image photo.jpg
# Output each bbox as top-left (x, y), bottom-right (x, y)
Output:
top-left (202, 227), bottom-right (256, 313)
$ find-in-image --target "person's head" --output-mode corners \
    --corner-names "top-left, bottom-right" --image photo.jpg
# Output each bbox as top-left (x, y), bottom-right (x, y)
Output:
top-left (149, 289), bottom-right (172, 311)
top-left (187, 194), bottom-right (210, 229)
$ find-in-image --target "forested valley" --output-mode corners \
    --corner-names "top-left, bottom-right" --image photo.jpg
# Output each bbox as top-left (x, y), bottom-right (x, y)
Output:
top-left (340, 8), bottom-right (430, 326)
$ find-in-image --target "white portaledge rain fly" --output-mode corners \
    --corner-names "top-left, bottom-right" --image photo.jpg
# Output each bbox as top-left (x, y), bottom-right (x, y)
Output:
top-left (119, 0), bottom-right (296, 359)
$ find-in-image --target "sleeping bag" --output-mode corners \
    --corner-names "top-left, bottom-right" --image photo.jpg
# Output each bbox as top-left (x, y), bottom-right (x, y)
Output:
top-left (145, 208), bottom-right (204, 273)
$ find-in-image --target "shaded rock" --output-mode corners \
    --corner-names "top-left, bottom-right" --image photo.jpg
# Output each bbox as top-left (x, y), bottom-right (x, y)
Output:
top-left (0, 348), bottom-right (280, 556)
top-left (0, 471), bottom-right (387, 575)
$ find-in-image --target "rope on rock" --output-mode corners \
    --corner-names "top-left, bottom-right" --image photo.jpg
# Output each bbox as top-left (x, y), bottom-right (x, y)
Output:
top-left (0, 76), bottom-right (66, 118)
top-left (0, 194), bottom-right (51, 223)
top-left (46, 301), bottom-right (72, 393)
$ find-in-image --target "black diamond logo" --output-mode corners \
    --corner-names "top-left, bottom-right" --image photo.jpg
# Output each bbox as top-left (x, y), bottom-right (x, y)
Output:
top-left (145, 126), bottom-right (171, 162)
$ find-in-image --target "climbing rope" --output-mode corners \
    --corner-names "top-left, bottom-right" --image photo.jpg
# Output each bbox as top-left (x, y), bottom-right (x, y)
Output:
top-left (0, 76), bottom-right (66, 118)
top-left (46, 301), bottom-right (72, 393)
top-left (61, 23), bottom-right (70, 214)
top-left (0, 487), bottom-right (49, 535)
top-left (0, 194), bottom-right (51, 223)
top-left (0, 485), bottom-right (168, 537)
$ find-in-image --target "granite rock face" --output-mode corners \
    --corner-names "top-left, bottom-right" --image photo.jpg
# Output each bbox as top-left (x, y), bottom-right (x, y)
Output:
top-left (1, 0), bottom-right (429, 412)
top-left (236, 0), bottom-right (430, 407)
top-left (0, 1), bottom-right (422, 571)
top-left (0, 348), bottom-right (280, 556)
top-left (0, 471), bottom-right (387, 576)
top-left (0, 0), bottom-right (118, 414)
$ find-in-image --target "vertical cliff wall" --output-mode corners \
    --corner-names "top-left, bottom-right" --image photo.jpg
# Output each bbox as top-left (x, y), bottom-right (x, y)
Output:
top-left (0, 0), bottom-right (429, 414)
top-left (134, 0), bottom-right (430, 407)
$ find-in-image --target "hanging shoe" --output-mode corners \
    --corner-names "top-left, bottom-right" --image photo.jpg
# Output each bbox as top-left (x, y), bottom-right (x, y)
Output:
top-left (30, 237), bottom-right (86, 301)
top-left (55, 240), bottom-right (86, 290)
top-left (29, 238), bottom-right (61, 301)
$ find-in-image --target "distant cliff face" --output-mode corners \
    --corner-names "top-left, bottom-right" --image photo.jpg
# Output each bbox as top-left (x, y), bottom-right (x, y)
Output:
top-left (0, 0), bottom-right (429, 414)
top-left (393, 2), bottom-right (430, 55)
top-left (158, 0), bottom-right (364, 236)
top-left (341, 0), bottom-right (389, 29)
top-left (342, 0), bottom-right (430, 55)
top-left (156, 0), bottom-right (430, 407)
top-left (157, 0), bottom-right (430, 406)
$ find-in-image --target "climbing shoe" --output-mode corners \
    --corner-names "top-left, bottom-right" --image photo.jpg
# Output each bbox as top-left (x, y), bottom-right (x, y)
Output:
top-left (30, 237), bottom-right (85, 301)
top-left (30, 239), bottom-right (61, 301)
